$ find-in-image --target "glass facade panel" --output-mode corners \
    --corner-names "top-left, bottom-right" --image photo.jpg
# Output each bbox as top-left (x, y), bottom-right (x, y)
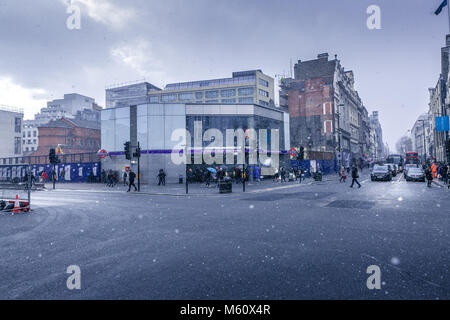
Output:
top-left (221, 89), bottom-right (236, 97)
top-left (114, 117), bottom-right (130, 151)
top-left (115, 107), bottom-right (129, 119)
top-left (239, 97), bottom-right (254, 103)
top-left (137, 116), bottom-right (148, 150)
top-left (195, 92), bottom-right (203, 99)
top-left (148, 116), bottom-right (165, 149)
top-left (101, 119), bottom-right (116, 151)
top-left (161, 94), bottom-right (177, 102)
top-left (238, 87), bottom-right (255, 96)
top-left (178, 92), bottom-right (194, 101)
top-left (205, 90), bottom-right (219, 98)
top-left (101, 108), bottom-right (115, 121)
top-left (149, 95), bottom-right (159, 103)
top-left (221, 98), bottom-right (236, 104)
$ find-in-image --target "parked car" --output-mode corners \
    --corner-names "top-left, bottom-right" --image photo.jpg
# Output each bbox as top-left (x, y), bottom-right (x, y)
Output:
top-left (405, 167), bottom-right (425, 182)
top-left (371, 165), bottom-right (392, 181)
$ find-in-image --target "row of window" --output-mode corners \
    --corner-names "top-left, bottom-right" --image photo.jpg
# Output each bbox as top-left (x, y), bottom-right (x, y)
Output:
top-left (24, 147), bottom-right (36, 152)
top-left (258, 89), bottom-right (269, 97)
top-left (23, 139), bottom-right (37, 145)
top-left (259, 78), bottom-right (269, 87)
top-left (164, 75), bottom-right (257, 90)
top-left (23, 131), bottom-right (37, 138)
top-left (150, 87), bottom-right (256, 103)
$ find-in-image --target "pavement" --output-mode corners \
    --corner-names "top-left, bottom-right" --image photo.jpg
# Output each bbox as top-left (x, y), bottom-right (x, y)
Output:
top-left (0, 172), bottom-right (449, 299)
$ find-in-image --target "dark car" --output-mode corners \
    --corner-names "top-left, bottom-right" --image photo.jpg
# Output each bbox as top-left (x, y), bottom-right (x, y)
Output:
top-left (371, 165), bottom-right (392, 181)
top-left (405, 167), bottom-right (425, 182)
top-left (387, 164), bottom-right (397, 177)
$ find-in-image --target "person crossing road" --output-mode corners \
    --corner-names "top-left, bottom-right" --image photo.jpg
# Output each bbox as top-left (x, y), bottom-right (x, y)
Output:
top-left (350, 165), bottom-right (361, 188)
top-left (127, 169), bottom-right (137, 192)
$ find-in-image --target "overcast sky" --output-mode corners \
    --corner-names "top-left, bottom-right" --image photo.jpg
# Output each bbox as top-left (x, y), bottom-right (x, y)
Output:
top-left (0, 0), bottom-right (449, 149)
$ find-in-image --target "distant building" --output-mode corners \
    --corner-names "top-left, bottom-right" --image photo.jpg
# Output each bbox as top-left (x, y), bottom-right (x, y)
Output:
top-left (0, 105), bottom-right (23, 159)
top-left (31, 93), bottom-right (101, 126)
top-left (369, 111), bottom-right (385, 161)
top-left (280, 53), bottom-right (371, 166)
top-left (22, 121), bottom-right (39, 155)
top-left (411, 113), bottom-right (431, 161)
top-left (105, 70), bottom-right (275, 109)
top-left (33, 118), bottom-right (100, 157)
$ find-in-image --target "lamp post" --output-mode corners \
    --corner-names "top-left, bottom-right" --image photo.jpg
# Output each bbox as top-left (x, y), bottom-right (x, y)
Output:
top-left (337, 104), bottom-right (344, 169)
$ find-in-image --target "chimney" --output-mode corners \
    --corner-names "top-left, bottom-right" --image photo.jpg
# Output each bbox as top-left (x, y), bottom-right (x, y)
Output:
top-left (317, 53), bottom-right (329, 61)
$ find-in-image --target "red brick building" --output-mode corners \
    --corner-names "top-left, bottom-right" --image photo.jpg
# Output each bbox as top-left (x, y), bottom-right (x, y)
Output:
top-left (33, 118), bottom-right (100, 157)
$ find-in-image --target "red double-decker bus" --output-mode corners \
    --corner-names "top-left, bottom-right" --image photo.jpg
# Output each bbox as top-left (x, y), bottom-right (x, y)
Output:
top-left (405, 151), bottom-right (419, 165)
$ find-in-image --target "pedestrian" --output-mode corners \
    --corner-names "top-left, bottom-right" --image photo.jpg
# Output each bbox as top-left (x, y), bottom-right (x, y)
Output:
top-left (101, 169), bottom-right (106, 184)
top-left (339, 166), bottom-right (347, 183)
top-left (350, 165), bottom-right (361, 188)
top-left (425, 167), bottom-right (433, 188)
top-left (205, 170), bottom-right (212, 187)
top-left (127, 169), bottom-right (137, 192)
top-left (123, 171), bottom-right (128, 186)
top-left (280, 167), bottom-right (286, 183)
top-left (157, 169), bottom-right (166, 186)
top-left (441, 163), bottom-right (448, 185)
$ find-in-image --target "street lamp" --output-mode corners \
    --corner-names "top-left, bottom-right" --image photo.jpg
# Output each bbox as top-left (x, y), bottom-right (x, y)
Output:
top-left (336, 104), bottom-right (344, 168)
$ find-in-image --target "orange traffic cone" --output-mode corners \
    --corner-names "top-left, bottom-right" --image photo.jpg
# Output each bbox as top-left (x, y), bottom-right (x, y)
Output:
top-left (12, 195), bottom-right (21, 214)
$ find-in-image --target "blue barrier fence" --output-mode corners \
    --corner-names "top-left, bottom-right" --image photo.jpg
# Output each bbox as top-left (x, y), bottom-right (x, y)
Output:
top-left (0, 162), bottom-right (101, 183)
top-left (290, 159), bottom-right (339, 176)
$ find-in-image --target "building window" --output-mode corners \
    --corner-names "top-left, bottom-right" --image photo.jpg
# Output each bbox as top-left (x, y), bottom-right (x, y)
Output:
top-left (259, 78), bottom-right (269, 87)
top-left (27, 131), bottom-right (31, 137)
top-left (33, 139), bottom-right (36, 144)
top-left (14, 137), bottom-right (21, 154)
top-left (33, 131), bottom-right (37, 137)
top-left (258, 89), bottom-right (269, 97)
top-left (149, 95), bottom-right (159, 103)
top-left (15, 118), bottom-right (21, 133)
top-left (221, 98), bottom-right (236, 104)
top-left (205, 100), bottom-right (219, 103)
top-left (323, 102), bottom-right (331, 115)
top-left (25, 147), bottom-right (29, 152)
top-left (22, 132), bottom-right (25, 138)
top-left (220, 89), bottom-right (235, 97)
top-left (178, 92), bottom-right (194, 101)
top-left (195, 92), bottom-right (203, 99)
top-left (239, 97), bottom-right (254, 103)
top-left (161, 94), bottom-right (177, 102)
top-left (259, 100), bottom-right (269, 107)
top-left (238, 87), bottom-right (254, 96)
top-left (324, 120), bottom-right (333, 134)
top-left (205, 90), bottom-right (219, 99)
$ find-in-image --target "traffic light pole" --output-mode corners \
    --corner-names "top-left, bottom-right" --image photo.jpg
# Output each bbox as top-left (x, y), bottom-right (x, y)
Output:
top-left (137, 141), bottom-right (140, 192)
top-left (53, 163), bottom-right (56, 190)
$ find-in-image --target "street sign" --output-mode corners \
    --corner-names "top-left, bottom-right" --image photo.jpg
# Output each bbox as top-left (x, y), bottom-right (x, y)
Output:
top-left (98, 149), bottom-right (108, 159)
top-left (289, 148), bottom-right (297, 157)
top-left (436, 116), bottom-right (449, 132)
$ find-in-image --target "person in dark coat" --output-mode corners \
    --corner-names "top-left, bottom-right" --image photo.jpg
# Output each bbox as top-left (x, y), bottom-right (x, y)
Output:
top-left (127, 169), bottom-right (137, 192)
top-left (425, 167), bottom-right (433, 188)
top-left (280, 167), bottom-right (286, 183)
top-left (123, 171), bottom-right (128, 186)
top-left (350, 165), bottom-right (361, 188)
top-left (158, 169), bottom-right (166, 186)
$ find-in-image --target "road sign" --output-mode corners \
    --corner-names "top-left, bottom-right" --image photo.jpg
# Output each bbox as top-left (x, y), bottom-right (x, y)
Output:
top-left (98, 149), bottom-right (108, 159)
top-left (436, 116), bottom-right (449, 132)
top-left (289, 148), bottom-right (297, 157)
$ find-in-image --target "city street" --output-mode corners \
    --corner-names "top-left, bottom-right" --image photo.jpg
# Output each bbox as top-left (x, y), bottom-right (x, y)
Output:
top-left (0, 173), bottom-right (448, 299)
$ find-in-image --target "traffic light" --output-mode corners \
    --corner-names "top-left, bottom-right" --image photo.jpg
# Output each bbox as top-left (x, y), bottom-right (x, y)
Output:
top-left (133, 146), bottom-right (141, 158)
top-left (49, 148), bottom-right (58, 164)
top-left (124, 141), bottom-right (131, 160)
top-left (298, 146), bottom-right (305, 161)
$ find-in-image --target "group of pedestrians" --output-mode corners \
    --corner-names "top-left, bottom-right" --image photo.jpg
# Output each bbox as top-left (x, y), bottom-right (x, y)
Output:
top-left (424, 162), bottom-right (449, 188)
top-left (339, 165), bottom-right (361, 188)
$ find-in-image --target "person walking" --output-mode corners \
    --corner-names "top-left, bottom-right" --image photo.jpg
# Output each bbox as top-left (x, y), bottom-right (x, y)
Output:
top-left (127, 169), bottom-right (137, 192)
top-left (440, 163), bottom-right (448, 185)
top-left (157, 169), bottom-right (166, 186)
top-left (123, 171), bottom-right (128, 186)
top-left (280, 167), bottom-right (286, 183)
top-left (339, 166), bottom-right (347, 183)
top-left (425, 167), bottom-right (433, 188)
top-left (350, 165), bottom-right (361, 188)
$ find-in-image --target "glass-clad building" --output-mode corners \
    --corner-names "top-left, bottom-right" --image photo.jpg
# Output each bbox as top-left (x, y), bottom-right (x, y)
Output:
top-left (105, 70), bottom-right (275, 110)
top-left (101, 103), bottom-right (289, 183)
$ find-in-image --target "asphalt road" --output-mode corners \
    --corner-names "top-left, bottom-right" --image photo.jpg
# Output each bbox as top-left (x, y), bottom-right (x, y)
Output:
top-left (0, 173), bottom-right (449, 299)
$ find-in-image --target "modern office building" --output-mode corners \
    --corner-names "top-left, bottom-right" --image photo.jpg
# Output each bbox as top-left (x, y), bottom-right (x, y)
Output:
top-left (22, 121), bottom-right (39, 154)
top-left (32, 93), bottom-right (101, 126)
top-left (101, 103), bottom-right (289, 184)
top-left (0, 105), bottom-right (23, 159)
top-left (105, 70), bottom-right (275, 109)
